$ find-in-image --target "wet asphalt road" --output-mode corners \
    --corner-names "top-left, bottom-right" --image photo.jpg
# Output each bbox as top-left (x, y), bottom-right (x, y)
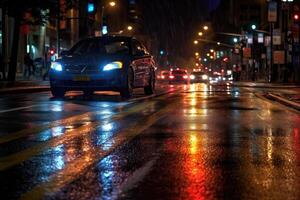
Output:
top-left (0, 83), bottom-right (300, 200)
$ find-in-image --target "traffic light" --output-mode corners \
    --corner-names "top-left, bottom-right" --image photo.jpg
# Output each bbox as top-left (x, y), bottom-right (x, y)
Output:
top-left (293, 13), bottom-right (299, 22)
top-left (87, 0), bottom-right (95, 22)
top-left (222, 57), bottom-right (229, 62)
top-left (87, 1), bottom-right (95, 13)
top-left (50, 48), bottom-right (55, 56)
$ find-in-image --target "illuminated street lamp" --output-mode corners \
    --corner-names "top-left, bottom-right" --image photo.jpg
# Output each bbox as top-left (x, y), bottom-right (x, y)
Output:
top-left (194, 40), bottom-right (198, 45)
top-left (233, 37), bottom-right (238, 43)
top-left (203, 26), bottom-right (209, 31)
top-left (198, 32), bottom-right (203, 36)
top-left (210, 49), bottom-right (214, 53)
top-left (251, 24), bottom-right (257, 30)
top-left (195, 52), bottom-right (199, 57)
top-left (217, 42), bottom-right (221, 46)
top-left (127, 25), bottom-right (133, 31)
top-left (109, 1), bottom-right (116, 7)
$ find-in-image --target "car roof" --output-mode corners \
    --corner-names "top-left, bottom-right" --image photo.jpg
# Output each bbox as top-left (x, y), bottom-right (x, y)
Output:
top-left (86, 35), bottom-right (134, 42)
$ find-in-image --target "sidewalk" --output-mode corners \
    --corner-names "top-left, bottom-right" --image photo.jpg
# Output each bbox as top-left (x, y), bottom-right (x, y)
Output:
top-left (233, 81), bottom-right (300, 89)
top-left (266, 93), bottom-right (300, 111)
top-left (0, 80), bottom-right (50, 95)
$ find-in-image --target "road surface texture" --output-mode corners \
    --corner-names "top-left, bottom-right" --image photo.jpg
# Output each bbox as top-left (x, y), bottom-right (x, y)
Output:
top-left (0, 83), bottom-right (299, 200)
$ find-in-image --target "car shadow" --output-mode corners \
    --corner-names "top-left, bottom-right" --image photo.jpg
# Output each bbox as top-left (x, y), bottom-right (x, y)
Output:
top-left (49, 91), bottom-right (123, 102)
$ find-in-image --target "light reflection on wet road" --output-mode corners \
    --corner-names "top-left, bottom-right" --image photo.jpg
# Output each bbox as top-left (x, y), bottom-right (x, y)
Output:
top-left (0, 83), bottom-right (299, 200)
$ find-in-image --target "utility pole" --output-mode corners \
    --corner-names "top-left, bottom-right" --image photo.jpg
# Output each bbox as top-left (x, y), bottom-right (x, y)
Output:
top-left (56, 0), bottom-right (61, 56)
top-left (1, 6), bottom-right (9, 80)
top-left (270, 23), bottom-right (274, 82)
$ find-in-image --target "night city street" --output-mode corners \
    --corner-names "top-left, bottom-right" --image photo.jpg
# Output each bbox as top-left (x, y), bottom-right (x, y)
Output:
top-left (1, 0), bottom-right (300, 199)
top-left (0, 83), bottom-right (300, 199)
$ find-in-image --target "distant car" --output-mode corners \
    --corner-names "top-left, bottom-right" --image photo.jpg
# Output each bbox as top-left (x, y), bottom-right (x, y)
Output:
top-left (157, 70), bottom-right (170, 82)
top-left (169, 69), bottom-right (188, 84)
top-left (190, 71), bottom-right (208, 83)
top-left (49, 36), bottom-right (156, 98)
top-left (209, 74), bottom-right (221, 84)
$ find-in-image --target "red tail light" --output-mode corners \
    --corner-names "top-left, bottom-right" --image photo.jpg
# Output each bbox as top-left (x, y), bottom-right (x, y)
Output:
top-left (183, 75), bottom-right (188, 79)
top-left (169, 75), bottom-right (175, 79)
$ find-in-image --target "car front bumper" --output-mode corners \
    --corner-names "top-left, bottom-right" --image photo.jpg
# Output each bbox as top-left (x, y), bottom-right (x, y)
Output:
top-left (49, 71), bottom-right (125, 91)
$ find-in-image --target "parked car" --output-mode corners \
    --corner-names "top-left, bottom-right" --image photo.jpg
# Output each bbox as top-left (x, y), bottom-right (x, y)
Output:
top-left (49, 36), bottom-right (156, 98)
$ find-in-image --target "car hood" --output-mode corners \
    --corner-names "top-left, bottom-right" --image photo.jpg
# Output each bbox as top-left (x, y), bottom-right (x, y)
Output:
top-left (56, 54), bottom-right (128, 67)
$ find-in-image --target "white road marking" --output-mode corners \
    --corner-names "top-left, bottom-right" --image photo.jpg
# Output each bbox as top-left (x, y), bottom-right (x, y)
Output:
top-left (0, 105), bottom-right (39, 114)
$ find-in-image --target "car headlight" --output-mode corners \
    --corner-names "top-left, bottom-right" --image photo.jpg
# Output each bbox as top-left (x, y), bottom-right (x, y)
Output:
top-left (50, 62), bottom-right (63, 72)
top-left (202, 75), bottom-right (208, 80)
top-left (103, 61), bottom-right (123, 71)
top-left (190, 75), bottom-right (195, 80)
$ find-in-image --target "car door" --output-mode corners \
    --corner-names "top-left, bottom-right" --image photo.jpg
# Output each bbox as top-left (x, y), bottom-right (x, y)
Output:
top-left (131, 39), bottom-right (151, 87)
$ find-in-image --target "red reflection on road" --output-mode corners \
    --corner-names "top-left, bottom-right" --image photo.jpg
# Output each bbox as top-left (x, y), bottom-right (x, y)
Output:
top-left (294, 128), bottom-right (300, 164)
top-left (183, 133), bottom-right (206, 200)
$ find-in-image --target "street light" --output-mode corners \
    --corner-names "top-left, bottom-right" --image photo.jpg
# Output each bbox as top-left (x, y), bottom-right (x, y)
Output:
top-left (109, 1), bottom-right (116, 7)
top-left (210, 49), bottom-right (214, 53)
top-left (195, 52), bottom-right (199, 57)
top-left (127, 25), bottom-right (133, 31)
top-left (194, 40), bottom-right (198, 45)
top-left (217, 42), bottom-right (221, 46)
top-left (198, 32), bottom-right (203, 36)
top-left (233, 37), bottom-right (238, 43)
top-left (251, 24), bottom-right (257, 30)
top-left (203, 26), bottom-right (209, 31)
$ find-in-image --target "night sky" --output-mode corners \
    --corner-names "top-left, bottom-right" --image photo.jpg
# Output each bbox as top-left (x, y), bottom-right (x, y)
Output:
top-left (139, 0), bottom-right (221, 65)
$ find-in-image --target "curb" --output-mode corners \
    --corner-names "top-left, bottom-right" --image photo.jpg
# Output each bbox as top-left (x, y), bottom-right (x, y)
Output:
top-left (266, 93), bottom-right (300, 111)
top-left (232, 83), bottom-right (300, 89)
top-left (0, 87), bottom-right (50, 95)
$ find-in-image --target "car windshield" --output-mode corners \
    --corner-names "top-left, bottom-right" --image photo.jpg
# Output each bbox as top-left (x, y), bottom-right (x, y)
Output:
top-left (69, 39), bottom-right (129, 55)
top-left (192, 72), bottom-right (205, 76)
top-left (172, 70), bottom-right (186, 75)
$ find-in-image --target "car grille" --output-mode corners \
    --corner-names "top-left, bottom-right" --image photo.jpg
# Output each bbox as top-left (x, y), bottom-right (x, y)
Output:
top-left (64, 64), bottom-right (100, 74)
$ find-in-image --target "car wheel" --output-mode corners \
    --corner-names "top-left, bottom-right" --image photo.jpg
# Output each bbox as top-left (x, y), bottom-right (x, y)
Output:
top-left (144, 71), bottom-right (155, 95)
top-left (120, 68), bottom-right (133, 99)
top-left (83, 90), bottom-right (94, 97)
top-left (51, 87), bottom-right (65, 98)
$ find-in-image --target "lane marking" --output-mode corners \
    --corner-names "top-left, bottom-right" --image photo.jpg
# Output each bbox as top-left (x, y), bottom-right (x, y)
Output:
top-left (0, 90), bottom-right (174, 144)
top-left (0, 105), bottom-right (39, 114)
top-left (0, 92), bottom-right (178, 170)
top-left (20, 100), bottom-right (178, 200)
top-left (0, 100), bottom-right (159, 171)
top-left (115, 156), bottom-right (158, 199)
top-left (0, 111), bottom-right (94, 144)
